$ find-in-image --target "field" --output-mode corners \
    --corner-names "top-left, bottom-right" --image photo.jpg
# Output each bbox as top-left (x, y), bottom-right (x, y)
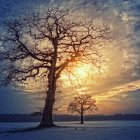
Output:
top-left (0, 121), bottom-right (140, 140)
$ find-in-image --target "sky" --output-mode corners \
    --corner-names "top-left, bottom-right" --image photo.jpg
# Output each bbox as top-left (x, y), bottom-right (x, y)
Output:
top-left (0, 0), bottom-right (140, 115)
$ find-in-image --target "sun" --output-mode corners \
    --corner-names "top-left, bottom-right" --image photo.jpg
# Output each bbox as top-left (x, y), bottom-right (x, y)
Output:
top-left (60, 63), bottom-right (93, 87)
top-left (73, 63), bottom-right (91, 78)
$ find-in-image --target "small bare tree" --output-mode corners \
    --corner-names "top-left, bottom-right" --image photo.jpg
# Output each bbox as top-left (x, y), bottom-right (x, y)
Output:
top-left (68, 94), bottom-right (97, 124)
top-left (0, 7), bottom-right (110, 127)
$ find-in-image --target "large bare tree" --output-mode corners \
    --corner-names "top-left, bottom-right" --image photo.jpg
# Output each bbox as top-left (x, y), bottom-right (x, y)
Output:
top-left (68, 94), bottom-right (97, 124)
top-left (0, 7), bottom-right (110, 127)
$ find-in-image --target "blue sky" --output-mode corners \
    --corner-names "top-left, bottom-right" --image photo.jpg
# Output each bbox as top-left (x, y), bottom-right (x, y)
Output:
top-left (0, 0), bottom-right (140, 114)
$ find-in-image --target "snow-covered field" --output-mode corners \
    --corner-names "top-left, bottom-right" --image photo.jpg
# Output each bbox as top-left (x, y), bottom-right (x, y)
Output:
top-left (0, 121), bottom-right (140, 140)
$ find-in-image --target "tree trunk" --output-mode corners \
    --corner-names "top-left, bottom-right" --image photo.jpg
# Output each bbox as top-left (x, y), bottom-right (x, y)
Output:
top-left (39, 69), bottom-right (57, 127)
top-left (39, 41), bottom-right (58, 128)
top-left (80, 113), bottom-right (84, 124)
top-left (39, 92), bottom-right (55, 127)
top-left (80, 103), bottom-right (84, 124)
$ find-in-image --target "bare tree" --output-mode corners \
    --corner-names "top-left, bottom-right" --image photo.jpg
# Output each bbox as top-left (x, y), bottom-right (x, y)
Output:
top-left (68, 94), bottom-right (97, 124)
top-left (0, 7), bottom-right (110, 127)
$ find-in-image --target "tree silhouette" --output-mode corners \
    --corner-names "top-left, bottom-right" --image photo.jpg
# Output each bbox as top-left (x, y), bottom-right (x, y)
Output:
top-left (68, 94), bottom-right (97, 124)
top-left (0, 7), bottom-right (110, 127)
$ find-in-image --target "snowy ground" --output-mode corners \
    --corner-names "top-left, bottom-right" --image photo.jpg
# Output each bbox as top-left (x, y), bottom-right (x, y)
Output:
top-left (0, 121), bottom-right (140, 140)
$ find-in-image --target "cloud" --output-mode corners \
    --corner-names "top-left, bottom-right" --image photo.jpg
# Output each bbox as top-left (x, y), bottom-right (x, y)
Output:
top-left (0, 0), bottom-right (140, 114)
top-left (97, 80), bottom-right (140, 100)
top-left (98, 88), bottom-right (140, 114)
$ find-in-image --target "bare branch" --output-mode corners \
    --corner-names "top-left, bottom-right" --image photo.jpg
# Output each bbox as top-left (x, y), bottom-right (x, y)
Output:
top-left (68, 94), bottom-right (98, 115)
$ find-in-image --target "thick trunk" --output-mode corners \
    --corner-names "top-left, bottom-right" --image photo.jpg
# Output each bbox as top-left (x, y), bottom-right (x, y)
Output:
top-left (80, 113), bottom-right (84, 124)
top-left (39, 93), bottom-right (55, 127)
top-left (39, 69), bottom-right (57, 127)
top-left (39, 41), bottom-right (58, 128)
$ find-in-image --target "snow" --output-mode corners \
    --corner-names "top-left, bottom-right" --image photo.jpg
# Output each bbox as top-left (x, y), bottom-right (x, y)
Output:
top-left (0, 121), bottom-right (140, 140)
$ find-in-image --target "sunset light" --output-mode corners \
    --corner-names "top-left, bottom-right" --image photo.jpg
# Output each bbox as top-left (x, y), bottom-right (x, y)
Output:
top-left (0, 1), bottom-right (140, 139)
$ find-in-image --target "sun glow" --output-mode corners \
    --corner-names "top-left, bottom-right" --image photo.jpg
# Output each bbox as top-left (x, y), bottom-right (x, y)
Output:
top-left (60, 63), bottom-right (93, 86)
top-left (72, 63), bottom-right (91, 78)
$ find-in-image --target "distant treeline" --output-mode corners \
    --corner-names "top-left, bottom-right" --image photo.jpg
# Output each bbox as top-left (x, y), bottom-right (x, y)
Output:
top-left (0, 114), bottom-right (140, 122)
